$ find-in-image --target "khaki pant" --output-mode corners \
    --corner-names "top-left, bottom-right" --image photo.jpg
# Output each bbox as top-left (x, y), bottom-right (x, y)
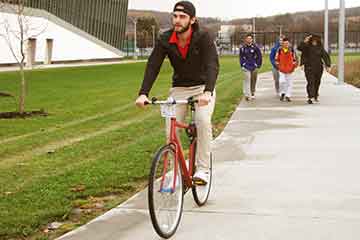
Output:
top-left (166, 85), bottom-right (216, 170)
top-left (243, 69), bottom-right (258, 97)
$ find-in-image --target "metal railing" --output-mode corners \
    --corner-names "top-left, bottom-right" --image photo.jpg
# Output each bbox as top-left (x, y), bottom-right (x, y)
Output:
top-left (122, 31), bottom-right (360, 57)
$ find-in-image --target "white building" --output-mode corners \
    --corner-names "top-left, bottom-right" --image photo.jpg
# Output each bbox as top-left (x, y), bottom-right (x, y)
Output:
top-left (218, 25), bottom-right (236, 50)
top-left (0, 3), bottom-right (126, 66)
top-left (218, 25), bottom-right (236, 40)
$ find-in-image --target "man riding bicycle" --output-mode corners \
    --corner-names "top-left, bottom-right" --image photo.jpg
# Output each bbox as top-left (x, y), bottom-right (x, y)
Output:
top-left (135, 1), bottom-right (219, 184)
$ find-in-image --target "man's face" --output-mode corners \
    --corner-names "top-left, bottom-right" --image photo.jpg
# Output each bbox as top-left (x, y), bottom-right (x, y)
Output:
top-left (282, 40), bottom-right (289, 48)
top-left (172, 10), bottom-right (194, 33)
top-left (245, 36), bottom-right (253, 45)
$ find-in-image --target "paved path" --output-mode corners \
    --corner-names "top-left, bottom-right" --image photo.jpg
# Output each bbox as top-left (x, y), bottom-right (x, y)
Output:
top-left (58, 70), bottom-right (360, 240)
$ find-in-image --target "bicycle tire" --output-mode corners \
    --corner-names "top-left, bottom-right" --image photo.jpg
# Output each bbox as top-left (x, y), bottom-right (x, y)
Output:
top-left (192, 152), bottom-right (213, 206)
top-left (148, 144), bottom-right (184, 239)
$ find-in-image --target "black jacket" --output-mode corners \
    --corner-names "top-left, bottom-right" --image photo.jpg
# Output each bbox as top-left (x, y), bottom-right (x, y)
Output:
top-left (138, 29), bottom-right (219, 96)
top-left (297, 42), bottom-right (331, 69)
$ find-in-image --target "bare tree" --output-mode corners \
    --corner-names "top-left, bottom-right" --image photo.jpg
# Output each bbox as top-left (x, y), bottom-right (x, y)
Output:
top-left (0, 0), bottom-right (46, 114)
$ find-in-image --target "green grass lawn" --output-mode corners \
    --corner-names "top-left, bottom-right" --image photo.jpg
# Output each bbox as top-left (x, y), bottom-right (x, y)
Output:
top-left (330, 53), bottom-right (360, 88)
top-left (0, 51), bottom-right (356, 239)
top-left (330, 52), bottom-right (360, 64)
top-left (0, 56), bottom-right (252, 239)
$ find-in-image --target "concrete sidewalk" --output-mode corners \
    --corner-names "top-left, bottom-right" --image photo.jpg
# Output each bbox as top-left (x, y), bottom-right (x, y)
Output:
top-left (58, 70), bottom-right (360, 240)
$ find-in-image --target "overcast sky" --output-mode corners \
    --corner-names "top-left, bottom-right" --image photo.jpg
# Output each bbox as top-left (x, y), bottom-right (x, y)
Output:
top-left (129, 0), bottom-right (360, 20)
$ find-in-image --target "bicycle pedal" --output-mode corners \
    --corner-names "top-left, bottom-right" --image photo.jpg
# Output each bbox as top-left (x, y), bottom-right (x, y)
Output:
top-left (193, 180), bottom-right (207, 186)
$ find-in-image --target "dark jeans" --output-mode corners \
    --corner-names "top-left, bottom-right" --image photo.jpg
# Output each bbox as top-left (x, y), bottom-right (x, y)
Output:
top-left (305, 67), bottom-right (323, 99)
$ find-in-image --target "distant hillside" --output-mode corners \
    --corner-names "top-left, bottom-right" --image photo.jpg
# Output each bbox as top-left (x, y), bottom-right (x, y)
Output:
top-left (127, 10), bottom-right (221, 32)
top-left (127, 6), bottom-right (360, 35)
top-left (229, 7), bottom-right (360, 33)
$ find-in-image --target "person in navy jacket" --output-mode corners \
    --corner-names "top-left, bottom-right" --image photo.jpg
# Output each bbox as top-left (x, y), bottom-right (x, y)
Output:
top-left (269, 35), bottom-right (284, 95)
top-left (239, 33), bottom-right (262, 101)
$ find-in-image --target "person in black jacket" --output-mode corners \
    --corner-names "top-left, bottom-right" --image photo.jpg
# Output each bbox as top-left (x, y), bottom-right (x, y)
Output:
top-left (298, 34), bottom-right (331, 104)
top-left (135, 1), bottom-right (219, 184)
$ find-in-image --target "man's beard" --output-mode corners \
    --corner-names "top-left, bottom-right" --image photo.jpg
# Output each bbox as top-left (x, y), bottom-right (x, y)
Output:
top-left (174, 21), bottom-right (191, 34)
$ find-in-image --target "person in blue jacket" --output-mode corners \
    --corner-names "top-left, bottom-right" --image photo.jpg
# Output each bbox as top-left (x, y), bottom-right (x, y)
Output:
top-left (239, 33), bottom-right (262, 101)
top-left (269, 35), bottom-right (284, 95)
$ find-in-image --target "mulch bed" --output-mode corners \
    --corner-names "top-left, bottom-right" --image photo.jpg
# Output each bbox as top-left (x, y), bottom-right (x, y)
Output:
top-left (0, 92), bottom-right (14, 97)
top-left (0, 109), bottom-right (48, 119)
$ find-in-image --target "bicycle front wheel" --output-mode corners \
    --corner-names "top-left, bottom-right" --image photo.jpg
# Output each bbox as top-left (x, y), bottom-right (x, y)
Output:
top-left (148, 145), bottom-right (184, 239)
top-left (192, 153), bottom-right (213, 206)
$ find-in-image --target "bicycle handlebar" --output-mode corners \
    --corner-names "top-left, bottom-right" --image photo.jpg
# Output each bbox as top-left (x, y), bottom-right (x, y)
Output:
top-left (145, 97), bottom-right (198, 105)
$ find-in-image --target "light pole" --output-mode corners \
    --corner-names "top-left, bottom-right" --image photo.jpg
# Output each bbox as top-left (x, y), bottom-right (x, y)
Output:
top-left (252, 17), bottom-right (256, 43)
top-left (324, 0), bottom-right (329, 52)
top-left (338, 0), bottom-right (345, 84)
top-left (129, 17), bottom-right (138, 59)
top-left (152, 25), bottom-right (155, 49)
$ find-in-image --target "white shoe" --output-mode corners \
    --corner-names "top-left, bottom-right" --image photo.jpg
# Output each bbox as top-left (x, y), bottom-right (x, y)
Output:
top-left (193, 170), bottom-right (210, 185)
top-left (162, 171), bottom-right (180, 192)
top-left (251, 95), bottom-right (256, 100)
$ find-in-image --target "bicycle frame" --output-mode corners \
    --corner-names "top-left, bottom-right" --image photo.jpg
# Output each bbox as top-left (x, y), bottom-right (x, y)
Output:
top-left (168, 116), bottom-right (197, 189)
top-left (148, 97), bottom-right (212, 239)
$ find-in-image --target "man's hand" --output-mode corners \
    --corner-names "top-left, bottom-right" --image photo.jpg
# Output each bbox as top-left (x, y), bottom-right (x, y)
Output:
top-left (198, 92), bottom-right (212, 107)
top-left (326, 67), bottom-right (332, 73)
top-left (135, 94), bottom-right (150, 109)
top-left (304, 35), bottom-right (312, 43)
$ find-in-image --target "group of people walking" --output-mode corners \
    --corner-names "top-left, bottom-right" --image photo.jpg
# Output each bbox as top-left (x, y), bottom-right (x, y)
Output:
top-left (240, 33), bottom-right (331, 104)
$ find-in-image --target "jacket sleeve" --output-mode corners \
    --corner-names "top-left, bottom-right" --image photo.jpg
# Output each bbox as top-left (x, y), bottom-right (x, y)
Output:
top-left (202, 32), bottom-right (219, 93)
top-left (275, 49), bottom-right (280, 66)
top-left (293, 49), bottom-right (298, 64)
top-left (239, 47), bottom-right (246, 68)
top-left (321, 48), bottom-right (331, 68)
top-left (297, 42), bottom-right (307, 66)
top-left (297, 42), bottom-right (307, 52)
top-left (270, 47), bottom-right (277, 68)
top-left (255, 45), bottom-right (262, 68)
top-left (138, 39), bottom-right (167, 96)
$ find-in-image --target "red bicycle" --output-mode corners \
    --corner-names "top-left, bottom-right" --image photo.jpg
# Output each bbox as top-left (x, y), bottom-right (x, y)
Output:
top-left (147, 97), bottom-right (213, 239)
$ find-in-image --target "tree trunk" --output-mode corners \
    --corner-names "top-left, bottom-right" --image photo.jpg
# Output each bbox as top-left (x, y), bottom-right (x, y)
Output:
top-left (19, 62), bottom-right (26, 114)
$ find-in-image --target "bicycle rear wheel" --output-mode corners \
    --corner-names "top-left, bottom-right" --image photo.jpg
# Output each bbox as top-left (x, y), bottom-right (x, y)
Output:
top-left (192, 153), bottom-right (213, 206)
top-left (148, 145), bottom-right (184, 239)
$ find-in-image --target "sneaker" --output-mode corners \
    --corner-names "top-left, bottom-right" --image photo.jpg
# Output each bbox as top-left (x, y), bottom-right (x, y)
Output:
top-left (251, 94), bottom-right (256, 100)
top-left (193, 170), bottom-right (209, 186)
top-left (245, 96), bottom-right (250, 101)
top-left (161, 171), bottom-right (180, 192)
top-left (280, 93), bottom-right (285, 101)
top-left (285, 97), bottom-right (291, 102)
top-left (314, 97), bottom-right (319, 102)
top-left (307, 99), bottom-right (313, 104)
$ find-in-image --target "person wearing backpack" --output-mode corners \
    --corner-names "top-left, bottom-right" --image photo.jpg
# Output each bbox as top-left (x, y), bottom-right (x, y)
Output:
top-left (275, 38), bottom-right (298, 102)
top-left (239, 33), bottom-right (262, 101)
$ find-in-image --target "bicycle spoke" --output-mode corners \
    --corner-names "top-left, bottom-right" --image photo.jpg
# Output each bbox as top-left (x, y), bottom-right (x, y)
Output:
top-left (149, 146), bottom-right (184, 238)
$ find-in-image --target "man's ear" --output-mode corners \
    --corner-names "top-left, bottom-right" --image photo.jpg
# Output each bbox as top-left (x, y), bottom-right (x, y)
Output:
top-left (190, 17), bottom-right (196, 25)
